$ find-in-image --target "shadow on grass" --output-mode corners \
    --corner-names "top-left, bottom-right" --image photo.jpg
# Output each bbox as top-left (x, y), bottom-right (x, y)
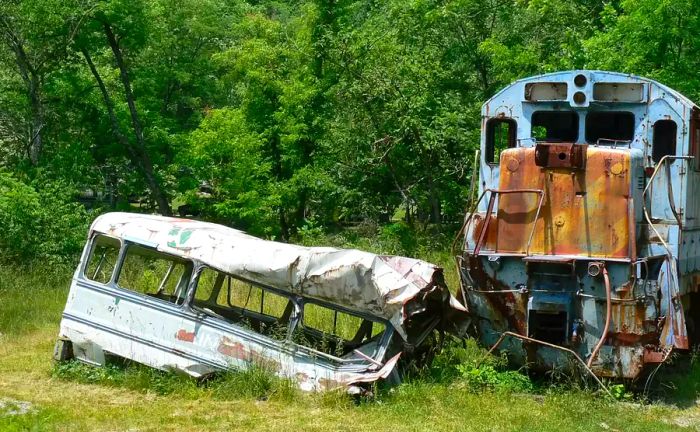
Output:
top-left (640, 349), bottom-right (700, 408)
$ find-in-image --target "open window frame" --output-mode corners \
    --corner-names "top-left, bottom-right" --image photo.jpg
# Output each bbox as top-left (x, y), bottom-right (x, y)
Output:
top-left (485, 118), bottom-right (517, 165)
top-left (114, 242), bottom-right (194, 307)
top-left (294, 298), bottom-right (393, 366)
top-left (81, 233), bottom-right (122, 285)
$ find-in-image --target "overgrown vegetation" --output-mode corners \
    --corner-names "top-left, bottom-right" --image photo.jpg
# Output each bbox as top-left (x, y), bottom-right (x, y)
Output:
top-left (47, 338), bottom-right (535, 401)
top-left (51, 359), bottom-right (299, 401)
top-left (0, 259), bottom-right (697, 430)
top-left (426, 339), bottom-right (535, 393)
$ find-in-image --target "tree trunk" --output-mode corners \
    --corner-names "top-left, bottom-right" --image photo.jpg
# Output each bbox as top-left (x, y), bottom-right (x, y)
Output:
top-left (0, 20), bottom-right (44, 166)
top-left (82, 47), bottom-right (170, 215)
top-left (82, 48), bottom-right (130, 149)
top-left (27, 74), bottom-right (43, 166)
top-left (269, 131), bottom-right (289, 240)
top-left (426, 171), bottom-right (441, 225)
top-left (101, 22), bottom-right (171, 216)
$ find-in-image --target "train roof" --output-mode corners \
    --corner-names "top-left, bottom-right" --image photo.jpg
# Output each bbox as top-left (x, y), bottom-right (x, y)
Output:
top-left (483, 70), bottom-right (698, 114)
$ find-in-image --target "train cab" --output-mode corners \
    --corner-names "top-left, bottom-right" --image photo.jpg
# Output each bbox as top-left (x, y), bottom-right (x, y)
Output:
top-left (458, 70), bottom-right (700, 378)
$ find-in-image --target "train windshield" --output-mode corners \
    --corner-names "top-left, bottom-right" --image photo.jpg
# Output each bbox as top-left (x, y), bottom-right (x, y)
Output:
top-left (531, 111), bottom-right (578, 142)
top-left (585, 111), bottom-right (634, 144)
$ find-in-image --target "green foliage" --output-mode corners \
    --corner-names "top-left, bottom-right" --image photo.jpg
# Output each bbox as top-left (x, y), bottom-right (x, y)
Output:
top-left (378, 222), bottom-right (418, 256)
top-left (0, 172), bottom-right (42, 262)
top-left (0, 171), bottom-right (91, 265)
top-left (0, 0), bottom-right (698, 259)
top-left (295, 216), bottom-right (327, 245)
top-left (0, 406), bottom-right (62, 432)
top-left (52, 360), bottom-right (201, 397)
top-left (456, 363), bottom-right (534, 393)
top-left (182, 107), bottom-right (278, 234)
top-left (584, 0), bottom-right (700, 101)
top-left (209, 366), bottom-right (299, 401)
top-left (609, 383), bottom-right (632, 401)
top-left (425, 338), bottom-right (534, 393)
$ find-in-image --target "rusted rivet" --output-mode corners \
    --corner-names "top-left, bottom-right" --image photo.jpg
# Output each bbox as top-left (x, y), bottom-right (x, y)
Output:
top-left (506, 158), bottom-right (520, 172)
top-left (610, 162), bottom-right (623, 175)
top-left (554, 215), bottom-right (565, 227)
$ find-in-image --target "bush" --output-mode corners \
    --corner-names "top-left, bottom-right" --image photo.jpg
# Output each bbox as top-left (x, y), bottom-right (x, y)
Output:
top-left (378, 222), bottom-right (418, 255)
top-left (456, 363), bottom-right (534, 393)
top-left (0, 171), bottom-right (92, 265)
top-left (426, 338), bottom-right (534, 393)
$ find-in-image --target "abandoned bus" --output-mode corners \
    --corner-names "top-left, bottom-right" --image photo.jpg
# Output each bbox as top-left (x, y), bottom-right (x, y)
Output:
top-left (457, 70), bottom-right (700, 378)
top-left (55, 213), bottom-right (468, 393)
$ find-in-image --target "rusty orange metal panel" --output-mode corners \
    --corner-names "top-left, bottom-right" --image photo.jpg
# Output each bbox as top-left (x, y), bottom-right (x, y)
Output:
top-left (485, 147), bottom-right (632, 258)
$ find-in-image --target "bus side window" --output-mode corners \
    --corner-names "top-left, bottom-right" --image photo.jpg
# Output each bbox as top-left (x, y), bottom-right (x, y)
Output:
top-left (298, 302), bottom-right (386, 358)
top-left (117, 245), bottom-right (191, 305)
top-left (192, 267), bottom-right (294, 341)
top-left (84, 235), bottom-right (120, 284)
top-left (485, 118), bottom-right (517, 165)
top-left (652, 120), bottom-right (677, 163)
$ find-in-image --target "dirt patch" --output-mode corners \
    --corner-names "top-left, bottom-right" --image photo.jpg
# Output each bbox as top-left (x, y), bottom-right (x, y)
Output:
top-left (0, 397), bottom-right (34, 416)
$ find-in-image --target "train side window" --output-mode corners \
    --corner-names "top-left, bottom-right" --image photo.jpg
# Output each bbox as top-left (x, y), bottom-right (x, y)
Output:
top-left (585, 111), bottom-right (635, 144)
top-left (531, 111), bottom-right (579, 142)
top-left (652, 120), bottom-right (677, 163)
top-left (485, 118), bottom-right (516, 164)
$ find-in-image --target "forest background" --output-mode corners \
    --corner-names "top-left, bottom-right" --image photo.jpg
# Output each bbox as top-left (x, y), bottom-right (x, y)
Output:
top-left (1, 0), bottom-right (698, 264)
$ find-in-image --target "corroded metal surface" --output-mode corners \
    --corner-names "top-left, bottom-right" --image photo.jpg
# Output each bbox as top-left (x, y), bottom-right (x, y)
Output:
top-left (483, 146), bottom-right (633, 258)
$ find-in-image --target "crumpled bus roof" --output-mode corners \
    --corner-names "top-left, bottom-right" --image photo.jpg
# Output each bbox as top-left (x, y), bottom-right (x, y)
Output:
top-left (90, 212), bottom-right (467, 339)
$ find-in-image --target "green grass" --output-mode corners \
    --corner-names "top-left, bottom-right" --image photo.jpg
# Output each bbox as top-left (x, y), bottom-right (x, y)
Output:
top-left (51, 359), bottom-right (299, 402)
top-left (0, 325), bottom-right (687, 431)
top-left (0, 265), bottom-right (71, 335)
top-left (1, 240), bottom-right (700, 431)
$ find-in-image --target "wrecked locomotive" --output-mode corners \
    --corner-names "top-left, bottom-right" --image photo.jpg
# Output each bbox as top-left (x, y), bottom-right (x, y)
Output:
top-left (54, 213), bottom-right (468, 393)
top-left (456, 70), bottom-right (700, 379)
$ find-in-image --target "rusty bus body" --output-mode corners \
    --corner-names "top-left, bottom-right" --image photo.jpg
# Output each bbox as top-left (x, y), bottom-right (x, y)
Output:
top-left (457, 70), bottom-right (700, 378)
top-left (55, 213), bottom-right (468, 393)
